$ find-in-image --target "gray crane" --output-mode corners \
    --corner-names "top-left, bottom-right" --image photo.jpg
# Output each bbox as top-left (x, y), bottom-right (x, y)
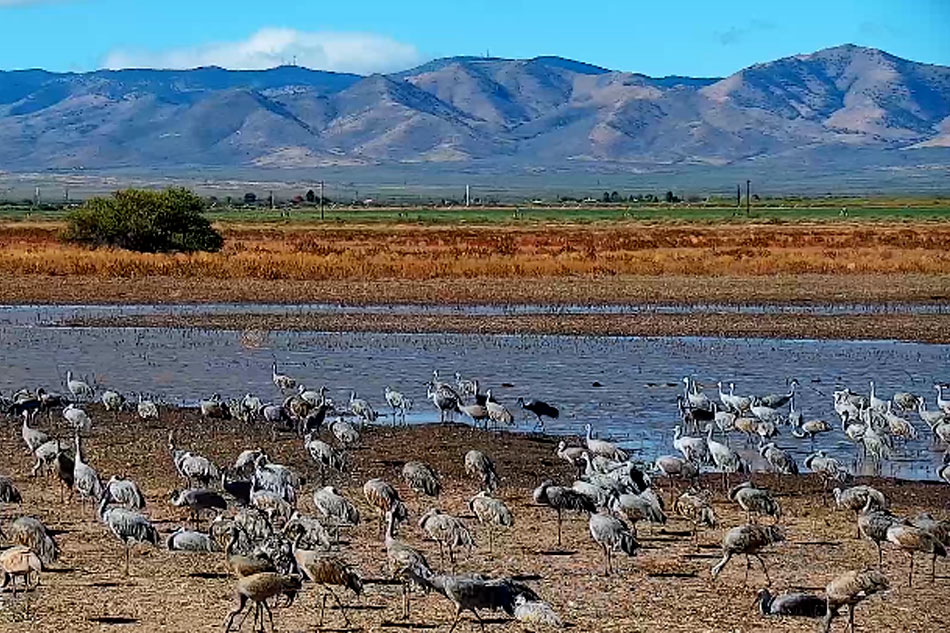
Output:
top-left (464, 450), bottom-right (499, 492)
top-left (348, 391), bottom-right (378, 425)
top-left (363, 478), bottom-right (407, 529)
top-left (384, 508), bottom-right (431, 620)
top-left (65, 370), bottom-right (93, 401)
top-left (224, 572), bottom-right (301, 633)
top-left (419, 508), bottom-right (474, 570)
top-left (20, 411), bottom-right (49, 454)
top-left (710, 524), bottom-right (785, 584)
top-left (886, 522), bottom-right (947, 585)
top-left (384, 386), bottom-right (412, 425)
top-left (729, 482), bottom-right (782, 524)
top-left (304, 434), bottom-right (344, 483)
top-left (833, 486), bottom-right (887, 537)
top-left (755, 588), bottom-right (827, 617)
top-left (608, 490), bottom-right (667, 538)
top-left (166, 526), bottom-right (217, 552)
top-left (857, 498), bottom-right (897, 565)
top-left (171, 488), bottom-right (228, 527)
top-left (822, 568), bottom-right (889, 633)
top-left (168, 431), bottom-right (219, 487)
top-left (312, 486), bottom-right (360, 541)
top-left (73, 431), bottom-right (102, 514)
top-left (468, 492), bottom-right (513, 553)
top-left (588, 508), bottom-right (639, 575)
top-left (402, 460), bottom-right (442, 497)
top-left (97, 493), bottom-right (159, 575)
top-left (759, 442), bottom-right (799, 475)
top-left (0, 475), bottom-right (22, 505)
top-left (290, 531), bottom-right (363, 627)
top-left (8, 517), bottom-right (59, 566)
top-left (674, 491), bottom-right (718, 541)
top-left (533, 480), bottom-right (597, 547)
top-left (105, 475), bottom-right (145, 510)
top-left (283, 511), bottom-right (332, 551)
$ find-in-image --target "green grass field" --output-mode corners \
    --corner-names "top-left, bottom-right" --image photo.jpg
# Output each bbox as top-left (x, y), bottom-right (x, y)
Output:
top-left (2, 200), bottom-right (950, 225)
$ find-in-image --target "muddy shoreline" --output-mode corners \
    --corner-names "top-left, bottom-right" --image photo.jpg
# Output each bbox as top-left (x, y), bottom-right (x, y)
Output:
top-left (57, 310), bottom-right (950, 344)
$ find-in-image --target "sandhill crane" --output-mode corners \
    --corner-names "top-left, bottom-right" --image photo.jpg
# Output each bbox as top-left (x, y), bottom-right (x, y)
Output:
top-left (464, 450), bottom-right (499, 492)
top-left (677, 395), bottom-right (714, 432)
top-left (711, 524), bottom-right (784, 584)
top-left (833, 486), bottom-right (887, 537)
top-left (485, 390), bottom-right (514, 429)
top-left (297, 384), bottom-right (324, 407)
top-left (755, 588), bottom-right (827, 617)
top-left (583, 423), bottom-right (626, 460)
top-left (290, 531), bottom-right (363, 627)
top-left (861, 427), bottom-right (892, 463)
top-left (330, 418), bottom-right (360, 448)
top-left (31, 438), bottom-right (64, 478)
top-left (857, 498), bottom-right (897, 566)
top-left (419, 508), bottom-right (474, 570)
top-left (66, 370), bottom-right (93, 401)
top-left (384, 386), bottom-right (412, 425)
top-left (0, 546), bottom-right (42, 596)
top-left (250, 490), bottom-right (292, 527)
top-left (171, 488), bottom-right (227, 527)
top-left (936, 384), bottom-right (950, 414)
top-left (533, 480), bottom-right (596, 547)
top-left (867, 381), bottom-right (887, 412)
top-left (224, 526), bottom-right (276, 578)
top-left (886, 522), bottom-right (947, 585)
top-left (21, 411), bottom-right (49, 454)
top-left (556, 441), bottom-right (587, 475)
top-left (718, 381), bottom-right (743, 413)
top-left (588, 508), bottom-right (639, 575)
top-left (683, 376), bottom-right (711, 410)
top-left (514, 593), bottom-right (563, 628)
top-left (402, 461), bottom-right (441, 497)
top-left (458, 401), bottom-right (490, 428)
top-left (705, 424), bottom-right (747, 489)
top-left (137, 394), bottom-right (159, 420)
top-left (106, 475), bottom-right (145, 510)
top-left (73, 431), bottom-right (102, 513)
top-left (759, 442), bottom-right (799, 475)
top-left (271, 362), bottom-right (296, 391)
top-left (892, 391), bottom-right (919, 412)
top-left (653, 455), bottom-right (699, 501)
top-left (97, 494), bottom-right (159, 575)
top-left (384, 508), bottom-right (431, 619)
top-left (312, 486), bottom-right (360, 532)
top-left (822, 568), bottom-right (889, 633)
top-left (168, 431), bottom-right (220, 487)
top-left (166, 526), bottom-right (216, 552)
top-left (916, 399), bottom-right (946, 433)
top-left (0, 475), bottom-right (21, 504)
top-left (54, 449), bottom-right (74, 503)
top-left (673, 425), bottom-right (707, 463)
top-left (63, 404), bottom-right (91, 432)
top-left (363, 478), bottom-right (407, 529)
top-left (805, 451), bottom-right (849, 491)
top-left (427, 381), bottom-right (461, 423)
top-left (757, 379), bottom-right (798, 409)
top-left (517, 397), bottom-right (559, 429)
top-left (407, 566), bottom-right (540, 633)
top-left (252, 454), bottom-right (302, 505)
top-left (909, 513), bottom-right (950, 577)
top-left (729, 482), bottom-right (781, 524)
top-left (224, 572), bottom-right (301, 633)
top-left (455, 372), bottom-right (477, 397)
top-left (468, 492), bottom-right (513, 553)
top-left (8, 516), bottom-right (59, 566)
top-left (101, 389), bottom-right (125, 412)
top-left (674, 491), bottom-right (717, 540)
top-left (199, 393), bottom-right (229, 419)
top-left (304, 434), bottom-right (344, 483)
top-left (609, 490), bottom-right (666, 538)
top-left (349, 391), bottom-right (378, 426)
top-left (792, 418), bottom-right (833, 441)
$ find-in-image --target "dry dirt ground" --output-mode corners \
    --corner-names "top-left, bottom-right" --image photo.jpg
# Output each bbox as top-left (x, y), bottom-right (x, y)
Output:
top-left (0, 407), bottom-right (947, 633)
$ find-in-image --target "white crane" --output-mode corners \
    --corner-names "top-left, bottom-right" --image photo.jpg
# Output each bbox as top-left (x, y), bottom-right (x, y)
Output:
top-left (271, 362), bottom-right (296, 391)
top-left (584, 423), bottom-right (627, 460)
top-left (705, 423), bottom-right (747, 489)
top-left (63, 404), bottom-right (91, 432)
top-left (66, 370), bottom-right (93, 401)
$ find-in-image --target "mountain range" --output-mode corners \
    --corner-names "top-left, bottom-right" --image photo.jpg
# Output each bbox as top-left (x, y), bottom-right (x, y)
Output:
top-left (1, 44), bottom-right (949, 172)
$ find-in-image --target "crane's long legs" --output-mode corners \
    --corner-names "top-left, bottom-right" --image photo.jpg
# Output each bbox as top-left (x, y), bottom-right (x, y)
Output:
top-left (125, 543), bottom-right (131, 576)
top-left (754, 554), bottom-right (770, 585)
top-left (908, 553), bottom-right (915, 587)
top-left (326, 587), bottom-right (351, 626)
top-left (556, 508), bottom-right (562, 548)
top-left (448, 607), bottom-right (463, 633)
top-left (262, 599), bottom-right (275, 633)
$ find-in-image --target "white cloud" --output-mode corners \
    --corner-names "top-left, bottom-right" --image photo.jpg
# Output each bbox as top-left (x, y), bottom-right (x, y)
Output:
top-left (103, 28), bottom-right (422, 75)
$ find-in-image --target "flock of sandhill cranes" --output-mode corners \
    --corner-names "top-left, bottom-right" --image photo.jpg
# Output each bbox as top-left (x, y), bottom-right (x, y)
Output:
top-left (0, 363), bottom-right (947, 632)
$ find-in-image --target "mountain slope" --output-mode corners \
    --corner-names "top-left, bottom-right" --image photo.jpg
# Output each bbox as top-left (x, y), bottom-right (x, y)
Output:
top-left (0, 45), bottom-right (948, 170)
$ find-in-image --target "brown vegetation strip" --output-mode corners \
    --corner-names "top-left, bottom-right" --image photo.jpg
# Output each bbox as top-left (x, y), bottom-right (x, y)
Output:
top-left (3, 273), bottom-right (950, 306)
top-left (3, 221), bottom-right (950, 279)
top-left (62, 311), bottom-right (950, 343)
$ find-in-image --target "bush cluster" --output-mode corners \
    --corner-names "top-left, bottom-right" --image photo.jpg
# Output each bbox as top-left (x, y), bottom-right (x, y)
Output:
top-left (63, 188), bottom-right (223, 253)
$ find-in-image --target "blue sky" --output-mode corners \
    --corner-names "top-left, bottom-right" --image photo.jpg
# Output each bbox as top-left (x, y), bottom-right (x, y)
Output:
top-left (1, 0), bottom-right (948, 76)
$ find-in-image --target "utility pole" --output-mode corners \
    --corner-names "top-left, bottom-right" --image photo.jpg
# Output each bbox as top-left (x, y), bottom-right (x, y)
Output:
top-left (319, 180), bottom-right (325, 220)
top-left (33, 186), bottom-right (40, 207)
top-left (269, 190), bottom-right (274, 211)
top-left (746, 180), bottom-right (751, 216)
top-left (736, 184), bottom-right (740, 208)
top-left (465, 184), bottom-right (470, 207)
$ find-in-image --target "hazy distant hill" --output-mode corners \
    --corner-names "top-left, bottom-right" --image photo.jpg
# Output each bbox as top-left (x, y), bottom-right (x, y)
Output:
top-left (1, 44), bottom-right (948, 172)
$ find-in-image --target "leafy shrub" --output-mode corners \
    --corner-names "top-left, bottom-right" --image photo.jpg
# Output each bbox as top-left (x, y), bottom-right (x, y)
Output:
top-left (63, 188), bottom-right (223, 253)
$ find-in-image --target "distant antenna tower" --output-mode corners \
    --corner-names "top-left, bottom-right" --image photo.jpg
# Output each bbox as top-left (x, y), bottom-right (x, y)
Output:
top-left (292, 55), bottom-right (297, 66)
